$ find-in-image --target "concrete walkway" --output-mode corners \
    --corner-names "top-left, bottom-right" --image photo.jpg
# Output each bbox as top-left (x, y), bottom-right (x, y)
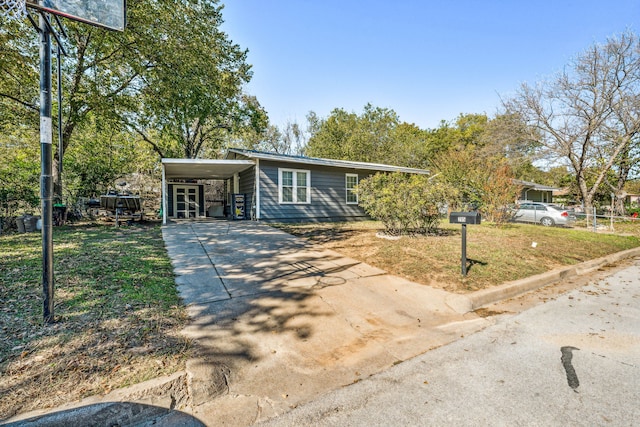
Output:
top-left (162, 220), bottom-right (492, 426)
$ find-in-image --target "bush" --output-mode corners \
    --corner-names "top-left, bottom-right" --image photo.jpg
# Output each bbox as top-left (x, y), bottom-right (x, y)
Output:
top-left (626, 205), bottom-right (640, 217)
top-left (358, 172), bottom-right (458, 235)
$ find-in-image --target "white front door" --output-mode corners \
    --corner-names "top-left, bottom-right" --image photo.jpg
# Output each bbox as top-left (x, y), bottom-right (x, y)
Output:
top-left (174, 185), bottom-right (199, 218)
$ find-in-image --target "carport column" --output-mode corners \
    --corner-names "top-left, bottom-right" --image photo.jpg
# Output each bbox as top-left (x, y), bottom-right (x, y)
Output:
top-left (162, 162), bottom-right (167, 225)
top-left (255, 159), bottom-right (260, 220)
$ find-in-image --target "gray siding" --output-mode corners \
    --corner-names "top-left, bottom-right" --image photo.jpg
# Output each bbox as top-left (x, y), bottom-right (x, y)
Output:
top-left (258, 160), bottom-right (375, 222)
top-left (239, 167), bottom-right (255, 219)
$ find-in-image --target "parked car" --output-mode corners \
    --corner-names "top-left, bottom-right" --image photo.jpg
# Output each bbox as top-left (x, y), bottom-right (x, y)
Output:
top-left (512, 202), bottom-right (576, 227)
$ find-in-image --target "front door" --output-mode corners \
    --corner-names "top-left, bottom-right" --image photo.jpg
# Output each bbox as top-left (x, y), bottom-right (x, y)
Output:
top-left (174, 185), bottom-right (199, 218)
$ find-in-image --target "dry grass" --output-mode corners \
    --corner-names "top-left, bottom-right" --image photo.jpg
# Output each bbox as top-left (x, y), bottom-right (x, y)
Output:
top-left (0, 222), bottom-right (192, 420)
top-left (276, 220), bottom-right (640, 293)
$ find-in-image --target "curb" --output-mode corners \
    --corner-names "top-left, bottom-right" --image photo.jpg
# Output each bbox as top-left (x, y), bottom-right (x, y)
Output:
top-left (446, 246), bottom-right (640, 314)
top-left (2, 357), bottom-right (232, 426)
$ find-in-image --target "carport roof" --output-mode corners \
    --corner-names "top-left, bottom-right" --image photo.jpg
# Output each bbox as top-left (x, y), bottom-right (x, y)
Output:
top-left (162, 158), bottom-right (255, 180)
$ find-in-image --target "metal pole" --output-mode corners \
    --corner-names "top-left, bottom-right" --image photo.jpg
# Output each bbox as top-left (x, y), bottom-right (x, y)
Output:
top-left (40, 13), bottom-right (54, 324)
top-left (57, 44), bottom-right (63, 202)
top-left (610, 193), bottom-right (614, 231)
top-left (461, 224), bottom-right (467, 276)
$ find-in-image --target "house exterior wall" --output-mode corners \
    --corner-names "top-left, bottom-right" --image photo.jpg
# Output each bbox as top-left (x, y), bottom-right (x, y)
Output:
top-left (257, 160), bottom-right (374, 222)
top-left (238, 167), bottom-right (255, 219)
top-left (519, 189), bottom-right (553, 203)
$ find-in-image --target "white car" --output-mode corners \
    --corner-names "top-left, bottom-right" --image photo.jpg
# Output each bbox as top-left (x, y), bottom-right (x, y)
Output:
top-left (513, 202), bottom-right (576, 227)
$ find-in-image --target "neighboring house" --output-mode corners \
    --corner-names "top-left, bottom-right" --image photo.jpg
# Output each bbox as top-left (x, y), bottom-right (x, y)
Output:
top-left (514, 179), bottom-right (557, 203)
top-left (160, 148), bottom-right (430, 224)
top-left (624, 193), bottom-right (640, 206)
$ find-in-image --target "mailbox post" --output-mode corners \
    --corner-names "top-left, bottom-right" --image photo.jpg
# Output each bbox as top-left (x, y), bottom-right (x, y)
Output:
top-left (449, 212), bottom-right (481, 276)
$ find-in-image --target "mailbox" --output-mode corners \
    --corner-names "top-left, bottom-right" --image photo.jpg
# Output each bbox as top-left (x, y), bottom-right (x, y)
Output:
top-left (449, 211), bottom-right (481, 225)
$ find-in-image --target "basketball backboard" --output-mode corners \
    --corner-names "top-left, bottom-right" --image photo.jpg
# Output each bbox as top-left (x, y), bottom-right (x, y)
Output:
top-left (26, 0), bottom-right (126, 31)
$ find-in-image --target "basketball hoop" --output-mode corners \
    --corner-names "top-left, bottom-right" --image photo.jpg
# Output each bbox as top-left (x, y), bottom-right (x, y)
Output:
top-left (0, 0), bottom-right (26, 21)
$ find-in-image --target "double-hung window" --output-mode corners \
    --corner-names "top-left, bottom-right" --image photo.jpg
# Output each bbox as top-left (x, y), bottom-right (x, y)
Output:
top-left (279, 168), bottom-right (310, 204)
top-left (346, 173), bottom-right (358, 204)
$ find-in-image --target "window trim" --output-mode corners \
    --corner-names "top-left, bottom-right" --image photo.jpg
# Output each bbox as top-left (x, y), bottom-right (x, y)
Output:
top-left (346, 173), bottom-right (359, 204)
top-left (278, 168), bottom-right (311, 204)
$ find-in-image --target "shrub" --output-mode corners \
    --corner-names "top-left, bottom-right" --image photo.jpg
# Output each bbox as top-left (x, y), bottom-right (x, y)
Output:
top-left (358, 172), bottom-right (458, 235)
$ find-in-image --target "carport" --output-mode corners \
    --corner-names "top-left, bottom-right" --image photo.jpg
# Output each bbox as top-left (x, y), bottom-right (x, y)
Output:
top-left (161, 158), bottom-right (255, 225)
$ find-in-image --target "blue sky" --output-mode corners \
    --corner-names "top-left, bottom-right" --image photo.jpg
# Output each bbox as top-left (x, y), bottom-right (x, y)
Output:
top-left (221, 1), bottom-right (639, 130)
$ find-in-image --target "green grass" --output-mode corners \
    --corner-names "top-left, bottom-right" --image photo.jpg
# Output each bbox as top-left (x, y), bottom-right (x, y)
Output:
top-left (0, 221), bottom-right (191, 419)
top-left (276, 220), bottom-right (640, 293)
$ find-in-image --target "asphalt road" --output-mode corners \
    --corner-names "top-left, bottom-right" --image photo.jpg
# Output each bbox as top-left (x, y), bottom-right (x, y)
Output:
top-left (260, 258), bottom-right (640, 426)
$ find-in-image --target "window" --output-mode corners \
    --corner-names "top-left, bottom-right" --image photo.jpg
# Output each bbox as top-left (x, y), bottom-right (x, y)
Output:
top-left (346, 173), bottom-right (358, 204)
top-left (279, 168), bottom-right (310, 204)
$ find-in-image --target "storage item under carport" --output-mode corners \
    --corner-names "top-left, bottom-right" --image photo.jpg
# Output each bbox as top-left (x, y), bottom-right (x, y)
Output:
top-left (231, 193), bottom-right (246, 220)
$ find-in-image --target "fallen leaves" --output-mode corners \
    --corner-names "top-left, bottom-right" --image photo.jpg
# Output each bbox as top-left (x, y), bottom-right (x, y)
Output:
top-left (0, 222), bottom-right (192, 419)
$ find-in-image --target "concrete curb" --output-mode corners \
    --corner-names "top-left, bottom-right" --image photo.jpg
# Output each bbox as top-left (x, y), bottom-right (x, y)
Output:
top-left (3, 357), bottom-right (234, 426)
top-left (446, 246), bottom-right (640, 314)
top-left (3, 371), bottom-right (191, 426)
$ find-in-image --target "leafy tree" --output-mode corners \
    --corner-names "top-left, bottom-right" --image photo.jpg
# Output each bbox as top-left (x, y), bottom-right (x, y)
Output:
top-left (305, 104), bottom-right (439, 168)
top-left (387, 122), bottom-right (431, 169)
top-left (431, 147), bottom-right (481, 208)
top-left (306, 104), bottom-right (422, 166)
top-left (432, 145), bottom-right (521, 224)
top-left (230, 119), bottom-right (308, 155)
top-left (1, 0), bottom-right (262, 206)
top-left (479, 161), bottom-right (522, 225)
top-left (62, 114), bottom-right (156, 199)
top-left (504, 30), bottom-right (640, 213)
top-left (0, 132), bottom-right (39, 217)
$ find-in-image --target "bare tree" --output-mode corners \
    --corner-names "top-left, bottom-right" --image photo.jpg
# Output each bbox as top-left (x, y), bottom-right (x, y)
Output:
top-left (504, 31), bottom-right (640, 213)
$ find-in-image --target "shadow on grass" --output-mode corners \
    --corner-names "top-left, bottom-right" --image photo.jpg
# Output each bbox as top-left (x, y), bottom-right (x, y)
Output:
top-left (465, 258), bottom-right (488, 273)
top-left (0, 222), bottom-right (191, 420)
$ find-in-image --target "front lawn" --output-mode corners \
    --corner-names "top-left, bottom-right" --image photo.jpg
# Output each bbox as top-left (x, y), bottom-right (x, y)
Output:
top-left (275, 221), bottom-right (640, 293)
top-left (0, 222), bottom-right (191, 420)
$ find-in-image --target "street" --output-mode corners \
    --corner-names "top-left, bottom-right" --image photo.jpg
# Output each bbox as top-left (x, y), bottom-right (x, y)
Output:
top-left (261, 258), bottom-right (640, 426)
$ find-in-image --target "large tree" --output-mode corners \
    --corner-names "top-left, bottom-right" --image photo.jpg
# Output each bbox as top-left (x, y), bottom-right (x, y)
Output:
top-left (305, 104), bottom-right (430, 168)
top-left (504, 30), bottom-right (640, 212)
top-left (0, 0), bottom-right (262, 202)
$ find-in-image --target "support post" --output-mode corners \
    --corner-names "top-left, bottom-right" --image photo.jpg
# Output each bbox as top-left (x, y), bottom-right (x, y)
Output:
top-left (40, 13), bottom-right (54, 324)
top-left (461, 224), bottom-right (467, 276)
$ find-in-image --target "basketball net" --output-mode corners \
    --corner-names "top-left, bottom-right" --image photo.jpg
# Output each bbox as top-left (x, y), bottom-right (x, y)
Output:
top-left (0, 0), bottom-right (26, 21)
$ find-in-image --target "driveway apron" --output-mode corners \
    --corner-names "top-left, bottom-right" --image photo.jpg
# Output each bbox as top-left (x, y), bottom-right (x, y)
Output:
top-left (162, 220), bottom-right (489, 426)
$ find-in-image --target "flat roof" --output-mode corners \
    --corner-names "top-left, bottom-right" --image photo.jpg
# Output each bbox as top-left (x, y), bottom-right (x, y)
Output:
top-left (226, 148), bottom-right (431, 175)
top-left (162, 159), bottom-right (255, 180)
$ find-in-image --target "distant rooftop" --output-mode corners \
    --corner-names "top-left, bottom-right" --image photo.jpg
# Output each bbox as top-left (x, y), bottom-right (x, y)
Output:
top-left (513, 179), bottom-right (558, 191)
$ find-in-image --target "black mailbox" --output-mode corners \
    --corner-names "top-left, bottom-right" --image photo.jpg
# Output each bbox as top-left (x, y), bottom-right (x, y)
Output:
top-left (449, 211), bottom-right (481, 225)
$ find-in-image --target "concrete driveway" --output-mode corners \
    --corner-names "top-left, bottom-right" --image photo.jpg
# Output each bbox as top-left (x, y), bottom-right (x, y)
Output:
top-left (162, 220), bottom-right (491, 426)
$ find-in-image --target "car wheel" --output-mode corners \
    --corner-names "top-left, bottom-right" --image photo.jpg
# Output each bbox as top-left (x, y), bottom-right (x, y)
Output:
top-left (540, 217), bottom-right (554, 227)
